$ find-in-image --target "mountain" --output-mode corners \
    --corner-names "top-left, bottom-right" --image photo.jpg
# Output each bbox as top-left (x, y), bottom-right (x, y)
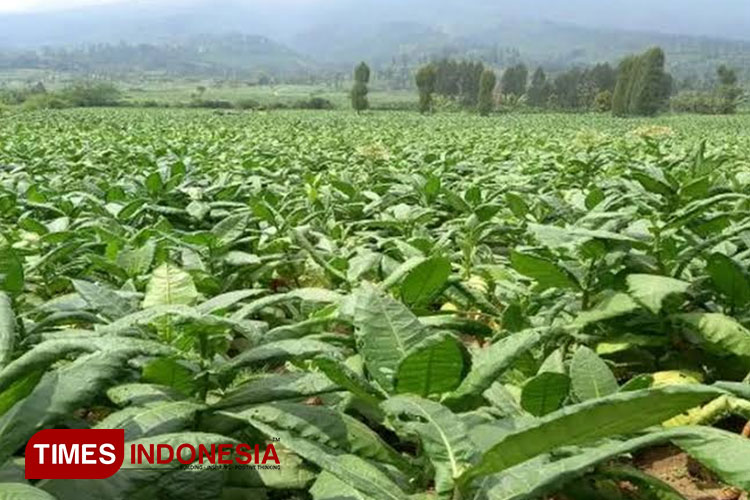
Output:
top-left (0, 0), bottom-right (749, 81)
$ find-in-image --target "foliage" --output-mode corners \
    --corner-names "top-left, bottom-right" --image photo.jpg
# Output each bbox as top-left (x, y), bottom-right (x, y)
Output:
top-left (613, 47), bottom-right (672, 116)
top-left (351, 62), bottom-right (371, 112)
top-left (415, 64), bottom-right (437, 114)
top-left (1, 109), bottom-right (750, 499)
top-left (477, 69), bottom-right (496, 116)
top-left (500, 63), bottom-right (528, 97)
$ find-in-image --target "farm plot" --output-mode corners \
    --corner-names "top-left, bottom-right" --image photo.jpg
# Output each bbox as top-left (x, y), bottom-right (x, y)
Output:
top-left (2, 109), bottom-right (750, 499)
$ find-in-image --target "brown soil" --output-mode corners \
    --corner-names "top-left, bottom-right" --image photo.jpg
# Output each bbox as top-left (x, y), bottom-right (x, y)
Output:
top-left (634, 445), bottom-right (747, 500)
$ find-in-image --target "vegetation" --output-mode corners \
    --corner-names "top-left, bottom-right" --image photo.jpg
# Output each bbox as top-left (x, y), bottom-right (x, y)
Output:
top-left (351, 62), bottom-right (371, 112)
top-left (415, 64), bottom-right (437, 114)
top-left (671, 65), bottom-right (744, 114)
top-left (500, 63), bottom-right (528, 98)
top-left (478, 69), bottom-right (496, 116)
top-left (1, 109), bottom-right (750, 499)
top-left (612, 47), bottom-right (672, 116)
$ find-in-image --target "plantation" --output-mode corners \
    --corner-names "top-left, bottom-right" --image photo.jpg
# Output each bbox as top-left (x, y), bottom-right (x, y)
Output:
top-left (3, 108), bottom-right (750, 499)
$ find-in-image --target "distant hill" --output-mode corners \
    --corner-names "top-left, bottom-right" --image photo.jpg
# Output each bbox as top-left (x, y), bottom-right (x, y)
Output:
top-left (0, 0), bottom-right (749, 84)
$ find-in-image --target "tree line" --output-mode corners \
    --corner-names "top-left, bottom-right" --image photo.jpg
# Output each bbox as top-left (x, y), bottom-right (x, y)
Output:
top-left (351, 46), bottom-right (743, 116)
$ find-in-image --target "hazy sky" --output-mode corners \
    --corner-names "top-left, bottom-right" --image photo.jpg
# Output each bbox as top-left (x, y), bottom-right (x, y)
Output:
top-left (0, 0), bottom-right (131, 12)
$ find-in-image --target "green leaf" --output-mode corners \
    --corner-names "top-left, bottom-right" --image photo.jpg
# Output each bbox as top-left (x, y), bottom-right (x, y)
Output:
top-left (570, 346), bottom-right (618, 401)
top-left (310, 471), bottom-right (364, 500)
top-left (352, 283), bottom-right (429, 392)
top-left (400, 256), bottom-right (451, 307)
top-left (0, 293), bottom-right (15, 370)
top-left (706, 253), bottom-right (750, 309)
top-left (444, 328), bottom-right (551, 410)
top-left (572, 293), bottom-right (639, 328)
top-left (95, 401), bottom-right (204, 441)
top-left (0, 248), bottom-right (23, 296)
top-left (505, 193), bottom-right (529, 219)
top-left (476, 428), bottom-right (699, 500)
top-left (510, 252), bottom-right (579, 291)
top-left (458, 385), bottom-right (725, 484)
top-left (0, 484), bottom-right (56, 500)
top-left (223, 339), bottom-right (342, 372)
top-left (246, 417), bottom-right (409, 500)
top-left (222, 402), bottom-right (406, 468)
top-left (626, 274), bottom-right (690, 314)
top-left (521, 372), bottom-right (570, 416)
top-left (599, 465), bottom-right (687, 500)
top-left (395, 333), bottom-right (465, 397)
top-left (212, 214), bottom-right (248, 247)
top-left (678, 313), bottom-right (750, 358)
top-left (115, 241), bottom-right (155, 278)
top-left (142, 358), bottom-right (197, 396)
top-left (142, 263), bottom-right (199, 308)
top-left (382, 395), bottom-right (474, 495)
top-left (312, 357), bottom-right (385, 407)
top-left (0, 350), bottom-right (135, 465)
top-left (213, 372), bottom-right (338, 409)
top-left (674, 426), bottom-right (750, 491)
top-left (72, 279), bottom-right (135, 320)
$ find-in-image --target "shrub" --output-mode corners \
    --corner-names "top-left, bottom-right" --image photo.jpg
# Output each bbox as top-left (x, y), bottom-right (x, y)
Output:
top-left (235, 98), bottom-right (261, 110)
top-left (22, 93), bottom-right (70, 111)
top-left (63, 82), bottom-right (122, 107)
top-left (293, 97), bottom-right (334, 110)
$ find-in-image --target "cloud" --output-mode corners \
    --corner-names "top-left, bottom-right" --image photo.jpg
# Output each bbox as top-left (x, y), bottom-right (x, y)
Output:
top-left (0, 0), bottom-right (135, 13)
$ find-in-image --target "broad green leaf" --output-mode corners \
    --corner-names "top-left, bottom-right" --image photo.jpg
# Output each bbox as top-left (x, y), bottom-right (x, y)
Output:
top-left (572, 292), bottom-right (639, 328)
top-left (72, 279), bottom-right (135, 320)
top-left (383, 395), bottom-right (473, 495)
top-left (0, 248), bottom-right (23, 296)
top-left (310, 471), bottom-right (364, 500)
top-left (223, 339), bottom-right (342, 372)
top-left (0, 293), bottom-right (15, 369)
top-left (400, 256), bottom-right (451, 307)
top-left (246, 417), bottom-right (409, 500)
top-left (353, 283), bottom-right (429, 392)
top-left (212, 214), bottom-right (248, 247)
top-left (222, 402), bottom-right (406, 468)
top-left (706, 253), bottom-right (750, 308)
top-left (570, 346), bottom-right (618, 401)
top-left (599, 465), bottom-right (687, 500)
top-left (141, 358), bottom-right (197, 396)
top-left (213, 372), bottom-right (338, 409)
top-left (142, 263), bottom-right (198, 308)
top-left (116, 242), bottom-right (155, 278)
top-left (510, 252), bottom-right (578, 290)
top-left (107, 383), bottom-right (185, 407)
top-left (0, 484), bottom-right (56, 500)
top-left (674, 426), bottom-right (750, 491)
top-left (458, 384), bottom-right (725, 484)
top-left (678, 312), bottom-right (750, 358)
top-left (444, 328), bottom-right (551, 410)
top-left (196, 289), bottom-right (266, 314)
top-left (95, 401), bottom-right (204, 441)
top-left (626, 274), bottom-right (690, 314)
top-left (312, 357), bottom-right (385, 407)
top-left (476, 428), bottom-right (700, 500)
top-left (521, 372), bottom-right (570, 416)
top-left (395, 333), bottom-right (465, 397)
top-left (0, 350), bottom-right (136, 465)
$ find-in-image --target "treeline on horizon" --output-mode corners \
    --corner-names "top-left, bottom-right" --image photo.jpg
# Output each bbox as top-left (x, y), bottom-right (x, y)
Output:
top-left (403, 46), bottom-right (744, 116)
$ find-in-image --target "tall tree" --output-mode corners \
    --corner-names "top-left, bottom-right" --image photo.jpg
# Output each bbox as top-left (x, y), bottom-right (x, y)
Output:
top-left (717, 65), bottom-right (742, 113)
top-left (612, 48), bottom-right (672, 116)
top-left (527, 67), bottom-right (551, 107)
top-left (478, 69), bottom-right (496, 116)
top-left (415, 64), bottom-right (437, 114)
top-left (351, 62), bottom-right (370, 113)
top-left (500, 63), bottom-right (528, 97)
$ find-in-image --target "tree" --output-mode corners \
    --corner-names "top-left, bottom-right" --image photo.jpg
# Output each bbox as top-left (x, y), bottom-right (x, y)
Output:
top-left (612, 48), bottom-right (672, 116)
top-left (716, 65), bottom-right (742, 113)
top-left (500, 63), bottom-right (528, 97)
top-left (351, 62), bottom-right (370, 112)
top-left (527, 67), bottom-right (551, 107)
top-left (478, 69), bottom-right (496, 116)
top-left (415, 64), bottom-right (437, 114)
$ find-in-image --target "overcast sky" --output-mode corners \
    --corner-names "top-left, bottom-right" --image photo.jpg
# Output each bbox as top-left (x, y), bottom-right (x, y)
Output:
top-left (0, 0), bottom-right (134, 12)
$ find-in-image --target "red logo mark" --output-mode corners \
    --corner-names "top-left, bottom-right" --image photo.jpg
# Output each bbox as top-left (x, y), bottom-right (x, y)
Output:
top-left (25, 429), bottom-right (125, 479)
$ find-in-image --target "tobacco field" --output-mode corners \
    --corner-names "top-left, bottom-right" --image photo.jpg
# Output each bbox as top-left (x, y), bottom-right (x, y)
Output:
top-left (3, 109), bottom-right (750, 499)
